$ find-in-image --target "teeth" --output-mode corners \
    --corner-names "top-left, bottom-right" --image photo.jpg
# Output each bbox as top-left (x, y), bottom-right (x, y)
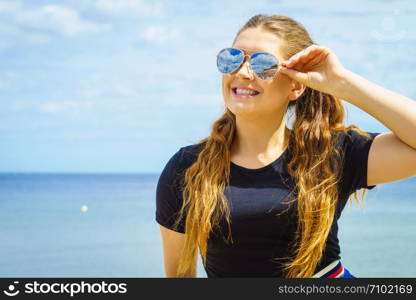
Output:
top-left (235, 88), bottom-right (258, 95)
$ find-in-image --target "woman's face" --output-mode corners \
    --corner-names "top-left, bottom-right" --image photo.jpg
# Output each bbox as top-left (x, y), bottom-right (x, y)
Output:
top-left (222, 27), bottom-right (298, 120)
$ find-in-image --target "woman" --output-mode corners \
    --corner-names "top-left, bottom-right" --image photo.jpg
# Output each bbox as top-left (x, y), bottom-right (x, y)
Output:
top-left (155, 14), bottom-right (416, 278)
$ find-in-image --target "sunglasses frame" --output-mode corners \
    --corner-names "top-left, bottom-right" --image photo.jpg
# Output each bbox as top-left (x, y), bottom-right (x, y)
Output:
top-left (216, 47), bottom-right (279, 81)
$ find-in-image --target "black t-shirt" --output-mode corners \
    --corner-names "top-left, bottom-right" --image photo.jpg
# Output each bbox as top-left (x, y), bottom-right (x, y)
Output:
top-left (155, 129), bottom-right (380, 277)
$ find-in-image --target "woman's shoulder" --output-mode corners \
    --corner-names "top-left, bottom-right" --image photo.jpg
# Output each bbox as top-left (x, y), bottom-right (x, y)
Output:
top-left (158, 142), bottom-right (205, 193)
top-left (330, 128), bottom-right (381, 151)
top-left (180, 142), bottom-right (205, 158)
top-left (166, 142), bottom-right (205, 171)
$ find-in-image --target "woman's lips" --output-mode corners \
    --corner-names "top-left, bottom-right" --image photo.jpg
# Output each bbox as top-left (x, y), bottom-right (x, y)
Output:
top-left (231, 88), bottom-right (260, 98)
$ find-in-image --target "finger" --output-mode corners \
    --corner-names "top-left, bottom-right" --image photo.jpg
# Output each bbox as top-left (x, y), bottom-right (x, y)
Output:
top-left (283, 50), bottom-right (319, 71)
top-left (306, 45), bottom-right (330, 54)
top-left (300, 45), bottom-right (321, 59)
top-left (292, 45), bottom-right (318, 59)
top-left (281, 46), bottom-right (328, 73)
top-left (279, 66), bottom-right (308, 84)
top-left (295, 51), bottom-right (322, 70)
top-left (294, 61), bottom-right (307, 71)
top-left (302, 51), bottom-right (329, 70)
top-left (284, 46), bottom-right (323, 67)
top-left (301, 52), bottom-right (326, 70)
top-left (297, 49), bottom-right (321, 64)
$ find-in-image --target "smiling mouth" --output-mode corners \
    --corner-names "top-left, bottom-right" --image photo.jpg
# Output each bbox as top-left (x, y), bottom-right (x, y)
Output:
top-left (231, 87), bottom-right (260, 98)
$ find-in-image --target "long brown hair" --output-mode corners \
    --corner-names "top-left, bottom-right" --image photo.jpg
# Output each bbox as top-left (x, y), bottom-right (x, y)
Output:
top-left (172, 14), bottom-right (371, 278)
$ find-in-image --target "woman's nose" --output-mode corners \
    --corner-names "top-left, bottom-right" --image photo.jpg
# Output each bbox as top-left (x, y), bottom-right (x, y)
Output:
top-left (235, 59), bottom-right (254, 80)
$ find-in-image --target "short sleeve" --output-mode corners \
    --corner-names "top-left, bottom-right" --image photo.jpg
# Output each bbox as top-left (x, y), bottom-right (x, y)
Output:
top-left (339, 129), bottom-right (381, 194)
top-left (155, 148), bottom-right (187, 233)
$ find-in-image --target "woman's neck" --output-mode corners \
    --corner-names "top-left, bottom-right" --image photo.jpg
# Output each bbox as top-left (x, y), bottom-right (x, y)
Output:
top-left (231, 113), bottom-right (289, 159)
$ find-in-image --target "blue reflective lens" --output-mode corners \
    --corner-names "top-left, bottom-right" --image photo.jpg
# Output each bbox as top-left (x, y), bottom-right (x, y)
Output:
top-left (250, 52), bottom-right (278, 80)
top-left (217, 48), bottom-right (244, 74)
top-left (216, 48), bottom-right (278, 80)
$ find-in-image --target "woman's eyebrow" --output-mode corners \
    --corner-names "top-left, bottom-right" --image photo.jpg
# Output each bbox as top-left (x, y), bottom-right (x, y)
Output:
top-left (238, 47), bottom-right (270, 54)
top-left (239, 48), bottom-right (259, 52)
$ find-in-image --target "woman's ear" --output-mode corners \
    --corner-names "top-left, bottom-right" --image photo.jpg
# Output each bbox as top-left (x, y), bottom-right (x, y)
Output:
top-left (288, 80), bottom-right (306, 101)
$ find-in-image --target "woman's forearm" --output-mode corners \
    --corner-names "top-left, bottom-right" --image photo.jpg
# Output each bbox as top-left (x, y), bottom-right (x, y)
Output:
top-left (335, 69), bottom-right (416, 149)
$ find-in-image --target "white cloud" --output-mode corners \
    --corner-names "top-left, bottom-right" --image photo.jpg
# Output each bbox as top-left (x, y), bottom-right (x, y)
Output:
top-left (0, 23), bottom-right (52, 50)
top-left (0, 1), bottom-right (112, 51)
top-left (78, 73), bottom-right (141, 99)
top-left (39, 100), bottom-right (96, 114)
top-left (163, 93), bottom-right (223, 109)
top-left (95, 0), bottom-right (165, 17)
top-left (0, 0), bottom-right (21, 13)
top-left (15, 5), bottom-right (111, 37)
top-left (0, 23), bottom-right (19, 36)
top-left (140, 24), bottom-right (180, 44)
top-left (0, 71), bottom-right (17, 90)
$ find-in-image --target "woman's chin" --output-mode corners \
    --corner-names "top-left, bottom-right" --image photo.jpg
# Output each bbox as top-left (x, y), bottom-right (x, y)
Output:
top-left (226, 102), bottom-right (256, 117)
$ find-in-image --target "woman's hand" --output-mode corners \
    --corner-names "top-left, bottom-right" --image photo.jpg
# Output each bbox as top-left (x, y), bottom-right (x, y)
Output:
top-left (278, 44), bottom-right (348, 97)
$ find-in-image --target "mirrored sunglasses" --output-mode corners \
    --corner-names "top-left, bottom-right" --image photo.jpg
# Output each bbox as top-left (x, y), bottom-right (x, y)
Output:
top-left (216, 47), bottom-right (279, 80)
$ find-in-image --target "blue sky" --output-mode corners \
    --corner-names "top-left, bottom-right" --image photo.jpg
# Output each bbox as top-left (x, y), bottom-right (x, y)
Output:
top-left (1, 0), bottom-right (415, 173)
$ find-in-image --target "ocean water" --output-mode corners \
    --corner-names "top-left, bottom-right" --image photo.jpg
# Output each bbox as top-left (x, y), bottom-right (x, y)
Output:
top-left (0, 173), bottom-right (415, 278)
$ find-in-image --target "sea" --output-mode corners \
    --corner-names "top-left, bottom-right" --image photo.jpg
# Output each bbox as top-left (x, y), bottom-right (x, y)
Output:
top-left (0, 173), bottom-right (415, 278)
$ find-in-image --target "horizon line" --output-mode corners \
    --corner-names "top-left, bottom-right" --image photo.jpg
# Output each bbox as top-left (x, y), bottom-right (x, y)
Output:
top-left (0, 171), bottom-right (161, 175)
